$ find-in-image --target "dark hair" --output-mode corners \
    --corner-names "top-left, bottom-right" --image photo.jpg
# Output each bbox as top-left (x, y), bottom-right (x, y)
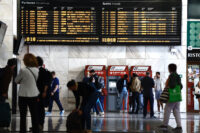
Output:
top-left (36, 56), bottom-right (43, 66)
top-left (23, 53), bottom-right (38, 67)
top-left (67, 80), bottom-right (76, 88)
top-left (156, 72), bottom-right (160, 75)
top-left (7, 58), bottom-right (17, 67)
top-left (51, 71), bottom-right (56, 75)
top-left (132, 73), bottom-right (138, 77)
top-left (168, 63), bottom-right (177, 73)
top-left (146, 72), bottom-right (150, 76)
top-left (124, 74), bottom-right (128, 79)
top-left (89, 69), bottom-right (95, 73)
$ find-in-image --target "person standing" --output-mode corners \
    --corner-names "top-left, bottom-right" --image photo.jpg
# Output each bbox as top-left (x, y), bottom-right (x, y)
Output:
top-left (159, 64), bottom-right (183, 131)
top-left (36, 56), bottom-right (52, 130)
top-left (46, 71), bottom-right (64, 116)
top-left (67, 80), bottom-right (99, 133)
top-left (129, 73), bottom-right (141, 114)
top-left (89, 70), bottom-right (105, 116)
top-left (141, 72), bottom-right (155, 119)
top-left (194, 74), bottom-right (200, 112)
top-left (154, 72), bottom-right (163, 112)
top-left (15, 53), bottom-right (39, 133)
top-left (0, 58), bottom-right (16, 102)
top-left (117, 74), bottom-right (129, 113)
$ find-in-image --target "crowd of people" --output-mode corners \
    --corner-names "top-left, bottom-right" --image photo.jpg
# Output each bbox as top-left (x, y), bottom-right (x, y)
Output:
top-left (0, 53), bottom-right (183, 133)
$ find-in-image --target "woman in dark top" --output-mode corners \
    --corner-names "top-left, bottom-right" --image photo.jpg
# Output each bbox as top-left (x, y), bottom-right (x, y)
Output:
top-left (67, 80), bottom-right (99, 133)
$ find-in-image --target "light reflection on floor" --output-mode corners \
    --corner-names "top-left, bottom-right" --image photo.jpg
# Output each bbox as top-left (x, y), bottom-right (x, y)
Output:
top-left (1, 112), bottom-right (200, 133)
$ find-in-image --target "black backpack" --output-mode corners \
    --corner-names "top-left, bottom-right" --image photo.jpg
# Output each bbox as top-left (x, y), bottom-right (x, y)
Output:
top-left (66, 112), bottom-right (83, 133)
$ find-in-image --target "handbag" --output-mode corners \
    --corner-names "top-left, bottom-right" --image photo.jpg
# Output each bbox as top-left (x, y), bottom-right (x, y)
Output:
top-left (168, 85), bottom-right (182, 103)
top-left (159, 88), bottom-right (169, 103)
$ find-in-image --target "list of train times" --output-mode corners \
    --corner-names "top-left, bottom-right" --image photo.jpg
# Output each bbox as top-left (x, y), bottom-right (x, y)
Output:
top-left (19, 0), bottom-right (181, 45)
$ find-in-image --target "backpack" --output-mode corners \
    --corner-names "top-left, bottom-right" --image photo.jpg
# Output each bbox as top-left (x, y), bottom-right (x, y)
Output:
top-left (37, 68), bottom-right (52, 107)
top-left (66, 112), bottom-right (83, 133)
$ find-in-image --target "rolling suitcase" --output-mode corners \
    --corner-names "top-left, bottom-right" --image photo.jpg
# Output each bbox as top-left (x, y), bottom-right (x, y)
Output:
top-left (0, 102), bottom-right (11, 127)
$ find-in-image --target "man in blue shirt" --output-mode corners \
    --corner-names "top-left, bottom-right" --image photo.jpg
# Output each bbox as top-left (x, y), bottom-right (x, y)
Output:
top-left (46, 71), bottom-right (64, 116)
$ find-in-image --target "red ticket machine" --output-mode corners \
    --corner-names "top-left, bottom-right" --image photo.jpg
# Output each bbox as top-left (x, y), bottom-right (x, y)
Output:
top-left (107, 65), bottom-right (129, 112)
top-left (84, 65), bottom-right (107, 110)
top-left (130, 66), bottom-right (152, 112)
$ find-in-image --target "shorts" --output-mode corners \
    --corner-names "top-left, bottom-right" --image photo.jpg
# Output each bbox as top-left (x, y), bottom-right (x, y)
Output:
top-left (155, 90), bottom-right (162, 100)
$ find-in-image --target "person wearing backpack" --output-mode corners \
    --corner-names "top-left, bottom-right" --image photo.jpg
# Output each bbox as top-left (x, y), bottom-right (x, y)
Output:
top-left (15, 53), bottom-right (39, 133)
top-left (89, 70), bottom-right (105, 116)
top-left (0, 58), bottom-right (16, 102)
top-left (117, 74), bottom-right (129, 113)
top-left (36, 56), bottom-right (52, 131)
top-left (159, 64), bottom-right (183, 131)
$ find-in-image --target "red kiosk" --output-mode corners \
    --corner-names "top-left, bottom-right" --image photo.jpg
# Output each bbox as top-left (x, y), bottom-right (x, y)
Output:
top-left (130, 66), bottom-right (152, 78)
top-left (130, 66), bottom-right (152, 112)
top-left (107, 65), bottom-right (129, 112)
top-left (84, 65), bottom-right (107, 110)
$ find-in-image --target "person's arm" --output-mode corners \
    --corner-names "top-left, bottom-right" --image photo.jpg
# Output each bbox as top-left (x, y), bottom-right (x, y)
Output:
top-left (1, 69), bottom-right (13, 97)
top-left (73, 91), bottom-right (80, 109)
top-left (51, 78), bottom-right (59, 95)
top-left (15, 69), bottom-right (23, 84)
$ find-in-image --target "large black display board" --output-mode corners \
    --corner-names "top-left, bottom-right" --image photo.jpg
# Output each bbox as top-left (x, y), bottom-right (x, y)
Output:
top-left (18, 0), bottom-right (182, 45)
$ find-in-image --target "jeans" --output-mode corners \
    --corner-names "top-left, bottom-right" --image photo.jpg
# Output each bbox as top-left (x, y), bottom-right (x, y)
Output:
top-left (38, 97), bottom-right (45, 126)
top-left (99, 95), bottom-right (105, 109)
top-left (120, 91), bottom-right (128, 110)
top-left (139, 94), bottom-right (144, 110)
top-left (163, 102), bottom-right (181, 127)
top-left (93, 98), bottom-right (104, 114)
top-left (19, 97), bottom-right (39, 133)
top-left (48, 92), bottom-right (63, 112)
top-left (82, 91), bottom-right (99, 130)
top-left (143, 96), bottom-right (154, 117)
top-left (132, 92), bottom-right (140, 113)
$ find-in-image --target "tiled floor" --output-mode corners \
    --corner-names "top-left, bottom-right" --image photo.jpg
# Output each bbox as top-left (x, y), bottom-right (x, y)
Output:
top-left (1, 112), bottom-right (200, 133)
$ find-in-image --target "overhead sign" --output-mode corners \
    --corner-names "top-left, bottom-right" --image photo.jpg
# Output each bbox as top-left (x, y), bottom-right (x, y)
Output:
top-left (187, 49), bottom-right (200, 62)
top-left (18, 0), bottom-right (182, 45)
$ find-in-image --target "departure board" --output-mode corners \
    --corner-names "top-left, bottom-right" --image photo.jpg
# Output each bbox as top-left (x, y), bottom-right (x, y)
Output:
top-left (18, 0), bottom-right (182, 45)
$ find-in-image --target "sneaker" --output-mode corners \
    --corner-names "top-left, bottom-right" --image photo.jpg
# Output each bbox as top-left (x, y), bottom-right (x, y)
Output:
top-left (124, 110), bottom-right (128, 113)
top-left (45, 112), bottom-right (52, 116)
top-left (99, 112), bottom-right (105, 116)
top-left (93, 112), bottom-right (97, 117)
top-left (60, 110), bottom-right (65, 116)
top-left (150, 116), bottom-right (157, 119)
top-left (172, 127), bottom-right (182, 131)
top-left (120, 110), bottom-right (123, 113)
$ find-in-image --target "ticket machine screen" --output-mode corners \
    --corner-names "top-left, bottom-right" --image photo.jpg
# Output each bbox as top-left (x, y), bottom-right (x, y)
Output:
top-left (109, 81), bottom-right (117, 88)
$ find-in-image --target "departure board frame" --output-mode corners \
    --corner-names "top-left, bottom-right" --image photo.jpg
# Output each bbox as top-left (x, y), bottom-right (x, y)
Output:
top-left (17, 0), bottom-right (182, 45)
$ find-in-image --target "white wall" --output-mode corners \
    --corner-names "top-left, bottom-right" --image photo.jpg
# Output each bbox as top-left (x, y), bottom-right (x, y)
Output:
top-left (11, 0), bottom-right (188, 111)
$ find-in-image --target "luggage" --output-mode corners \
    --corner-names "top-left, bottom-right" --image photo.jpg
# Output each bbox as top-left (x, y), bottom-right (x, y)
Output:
top-left (66, 111), bottom-right (83, 133)
top-left (0, 102), bottom-right (11, 127)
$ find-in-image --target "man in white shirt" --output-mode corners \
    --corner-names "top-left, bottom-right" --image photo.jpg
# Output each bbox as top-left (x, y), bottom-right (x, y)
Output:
top-left (154, 72), bottom-right (163, 112)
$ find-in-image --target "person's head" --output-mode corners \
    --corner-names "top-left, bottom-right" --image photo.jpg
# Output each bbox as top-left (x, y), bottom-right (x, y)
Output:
top-left (23, 53), bottom-right (38, 67)
top-left (123, 74), bottom-right (128, 80)
top-left (156, 72), bottom-right (160, 78)
top-left (146, 72), bottom-right (150, 77)
top-left (168, 64), bottom-right (177, 73)
top-left (36, 56), bottom-right (43, 67)
top-left (89, 69), bottom-right (96, 76)
top-left (7, 58), bottom-right (17, 69)
top-left (67, 80), bottom-right (78, 91)
top-left (51, 71), bottom-right (56, 78)
top-left (132, 73), bottom-right (138, 78)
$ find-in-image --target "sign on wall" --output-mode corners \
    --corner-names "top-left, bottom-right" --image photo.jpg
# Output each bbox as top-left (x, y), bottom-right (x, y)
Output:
top-left (18, 0), bottom-right (182, 45)
top-left (187, 21), bottom-right (200, 49)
